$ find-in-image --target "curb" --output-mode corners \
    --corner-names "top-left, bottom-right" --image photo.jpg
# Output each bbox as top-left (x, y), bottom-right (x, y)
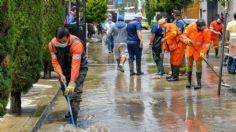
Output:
top-left (31, 86), bottom-right (61, 132)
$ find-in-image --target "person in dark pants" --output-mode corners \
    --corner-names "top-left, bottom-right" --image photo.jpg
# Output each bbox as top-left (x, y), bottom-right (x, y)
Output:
top-left (87, 23), bottom-right (95, 38)
top-left (48, 27), bottom-right (88, 126)
top-left (172, 10), bottom-right (187, 75)
top-left (106, 17), bottom-right (115, 53)
top-left (126, 12), bottom-right (143, 76)
top-left (149, 14), bottom-right (165, 76)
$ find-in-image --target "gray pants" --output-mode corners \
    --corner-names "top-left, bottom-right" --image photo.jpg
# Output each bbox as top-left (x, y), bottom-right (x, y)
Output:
top-left (60, 74), bottom-right (87, 102)
top-left (152, 49), bottom-right (164, 74)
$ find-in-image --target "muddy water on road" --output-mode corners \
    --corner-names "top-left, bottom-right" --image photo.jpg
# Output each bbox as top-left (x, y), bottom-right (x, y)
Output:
top-left (39, 31), bottom-right (236, 132)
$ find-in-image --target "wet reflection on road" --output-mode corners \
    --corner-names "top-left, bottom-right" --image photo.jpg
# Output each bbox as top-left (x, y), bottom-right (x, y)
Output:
top-left (39, 31), bottom-right (236, 132)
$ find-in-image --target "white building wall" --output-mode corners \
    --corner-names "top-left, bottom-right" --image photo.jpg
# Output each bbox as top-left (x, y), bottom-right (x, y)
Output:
top-left (227, 0), bottom-right (236, 22)
top-left (217, 0), bottom-right (236, 22)
top-left (199, 0), bottom-right (208, 22)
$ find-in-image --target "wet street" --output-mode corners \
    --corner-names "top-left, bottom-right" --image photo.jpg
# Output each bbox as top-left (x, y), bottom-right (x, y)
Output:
top-left (38, 31), bottom-right (236, 132)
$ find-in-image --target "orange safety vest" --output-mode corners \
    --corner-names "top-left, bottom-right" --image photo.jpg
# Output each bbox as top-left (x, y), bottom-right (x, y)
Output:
top-left (162, 23), bottom-right (181, 52)
top-left (48, 35), bottom-right (86, 81)
top-left (210, 20), bottom-right (224, 39)
top-left (180, 23), bottom-right (211, 61)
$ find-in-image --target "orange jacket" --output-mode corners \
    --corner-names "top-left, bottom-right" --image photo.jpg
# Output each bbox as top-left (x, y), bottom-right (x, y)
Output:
top-left (210, 20), bottom-right (224, 39)
top-left (162, 23), bottom-right (181, 52)
top-left (48, 35), bottom-right (84, 81)
top-left (180, 23), bottom-right (211, 61)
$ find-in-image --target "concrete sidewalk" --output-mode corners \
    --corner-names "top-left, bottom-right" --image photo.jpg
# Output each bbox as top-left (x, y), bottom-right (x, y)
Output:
top-left (0, 78), bottom-right (60, 132)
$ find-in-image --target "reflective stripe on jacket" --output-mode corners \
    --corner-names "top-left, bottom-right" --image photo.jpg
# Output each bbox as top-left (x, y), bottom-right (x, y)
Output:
top-left (48, 35), bottom-right (87, 81)
top-left (180, 23), bottom-right (211, 61)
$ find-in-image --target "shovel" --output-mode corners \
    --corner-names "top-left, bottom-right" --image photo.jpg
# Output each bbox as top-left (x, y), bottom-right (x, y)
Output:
top-left (63, 82), bottom-right (77, 128)
top-left (191, 45), bottom-right (231, 88)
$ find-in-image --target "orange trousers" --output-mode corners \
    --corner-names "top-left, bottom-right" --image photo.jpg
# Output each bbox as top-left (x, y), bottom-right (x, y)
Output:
top-left (170, 45), bottom-right (185, 66)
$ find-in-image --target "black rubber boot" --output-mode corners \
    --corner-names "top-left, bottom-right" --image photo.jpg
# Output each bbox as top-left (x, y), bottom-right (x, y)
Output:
top-left (166, 65), bottom-right (173, 79)
top-left (186, 71), bottom-right (192, 88)
top-left (215, 48), bottom-right (219, 58)
top-left (136, 61), bottom-right (144, 75)
top-left (72, 101), bottom-right (79, 127)
top-left (194, 72), bottom-right (202, 90)
top-left (167, 66), bottom-right (179, 81)
top-left (129, 61), bottom-right (136, 76)
top-left (65, 111), bottom-right (71, 118)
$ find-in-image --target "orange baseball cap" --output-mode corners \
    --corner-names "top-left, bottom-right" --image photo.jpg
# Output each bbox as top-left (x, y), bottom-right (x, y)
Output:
top-left (158, 18), bottom-right (167, 26)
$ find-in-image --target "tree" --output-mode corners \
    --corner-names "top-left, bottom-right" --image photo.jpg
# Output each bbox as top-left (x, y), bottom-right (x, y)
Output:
top-left (86, 0), bottom-right (108, 23)
top-left (41, 0), bottom-right (65, 78)
top-left (7, 0), bottom-right (65, 113)
top-left (145, 0), bottom-right (194, 20)
top-left (0, 0), bottom-right (12, 116)
top-left (145, 0), bottom-right (157, 23)
top-left (8, 0), bottom-right (44, 113)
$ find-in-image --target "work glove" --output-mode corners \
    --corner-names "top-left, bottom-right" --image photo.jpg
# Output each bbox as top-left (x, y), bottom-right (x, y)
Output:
top-left (188, 40), bottom-right (193, 46)
top-left (200, 52), bottom-right (205, 58)
top-left (64, 81), bottom-right (76, 96)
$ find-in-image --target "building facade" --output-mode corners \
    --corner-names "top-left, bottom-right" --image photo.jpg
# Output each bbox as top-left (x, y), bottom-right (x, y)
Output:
top-left (200, 0), bottom-right (236, 24)
top-left (181, 0), bottom-right (200, 19)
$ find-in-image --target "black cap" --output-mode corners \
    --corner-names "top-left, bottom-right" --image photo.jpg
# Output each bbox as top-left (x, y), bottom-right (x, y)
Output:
top-left (196, 19), bottom-right (206, 31)
top-left (173, 10), bottom-right (181, 16)
top-left (196, 19), bottom-right (206, 27)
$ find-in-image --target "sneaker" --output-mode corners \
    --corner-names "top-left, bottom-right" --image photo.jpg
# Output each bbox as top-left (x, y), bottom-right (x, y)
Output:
top-left (118, 65), bottom-right (124, 72)
top-left (166, 75), bottom-right (173, 80)
top-left (156, 72), bottom-right (165, 76)
top-left (166, 76), bottom-right (179, 81)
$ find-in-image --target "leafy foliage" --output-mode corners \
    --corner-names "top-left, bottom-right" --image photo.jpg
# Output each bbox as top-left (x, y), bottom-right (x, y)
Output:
top-left (0, 0), bottom-right (11, 116)
top-left (217, 0), bottom-right (229, 8)
top-left (0, 0), bottom-right (65, 115)
top-left (145, 0), bottom-right (193, 22)
top-left (86, 0), bottom-right (108, 23)
top-left (145, 0), bottom-right (156, 23)
top-left (41, 0), bottom-right (65, 64)
top-left (8, 0), bottom-right (44, 93)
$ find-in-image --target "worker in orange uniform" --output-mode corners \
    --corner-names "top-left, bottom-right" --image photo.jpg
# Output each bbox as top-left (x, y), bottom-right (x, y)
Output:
top-left (180, 19), bottom-right (211, 89)
top-left (208, 18), bottom-right (224, 58)
top-left (158, 18), bottom-right (185, 81)
top-left (48, 27), bottom-right (88, 126)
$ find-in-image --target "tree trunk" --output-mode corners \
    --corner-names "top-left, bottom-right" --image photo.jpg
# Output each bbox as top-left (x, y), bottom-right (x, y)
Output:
top-left (10, 91), bottom-right (21, 113)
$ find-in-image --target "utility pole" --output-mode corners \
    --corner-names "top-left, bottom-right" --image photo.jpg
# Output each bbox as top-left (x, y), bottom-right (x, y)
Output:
top-left (218, 0), bottom-right (229, 96)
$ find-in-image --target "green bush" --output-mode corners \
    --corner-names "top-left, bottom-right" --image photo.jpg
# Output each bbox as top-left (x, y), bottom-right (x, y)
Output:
top-left (86, 0), bottom-right (108, 23)
top-left (7, 0), bottom-right (65, 113)
top-left (41, 0), bottom-right (65, 64)
top-left (0, 0), bottom-right (11, 116)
